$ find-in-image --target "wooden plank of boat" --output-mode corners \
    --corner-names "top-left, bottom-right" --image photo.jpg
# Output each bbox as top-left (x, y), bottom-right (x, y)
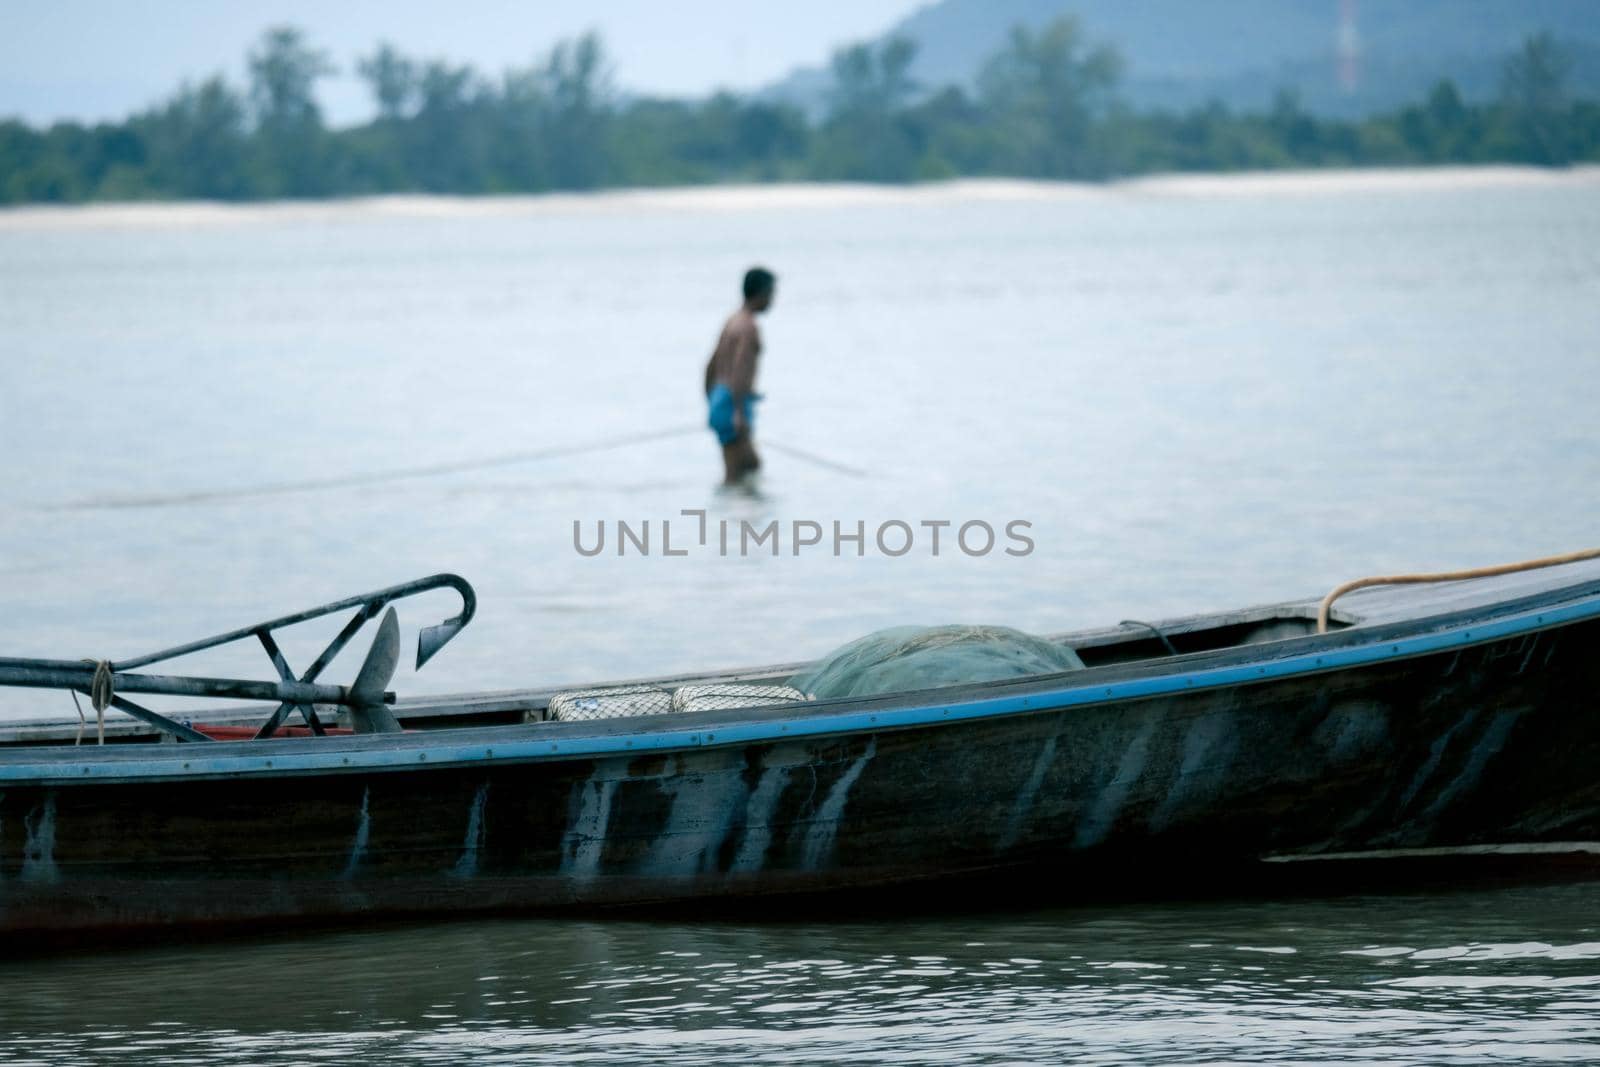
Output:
top-left (3, 559), bottom-right (1600, 942)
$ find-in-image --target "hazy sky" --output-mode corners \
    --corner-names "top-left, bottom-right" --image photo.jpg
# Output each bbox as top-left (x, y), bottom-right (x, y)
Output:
top-left (0, 0), bottom-right (923, 126)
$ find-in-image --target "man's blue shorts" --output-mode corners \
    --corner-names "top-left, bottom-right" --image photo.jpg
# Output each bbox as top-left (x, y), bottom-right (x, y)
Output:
top-left (707, 384), bottom-right (757, 446)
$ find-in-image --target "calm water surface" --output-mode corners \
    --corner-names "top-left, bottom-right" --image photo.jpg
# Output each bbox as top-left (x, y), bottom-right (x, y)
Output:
top-left (3, 885), bottom-right (1600, 1064)
top-left (1, 174), bottom-right (1598, 1061)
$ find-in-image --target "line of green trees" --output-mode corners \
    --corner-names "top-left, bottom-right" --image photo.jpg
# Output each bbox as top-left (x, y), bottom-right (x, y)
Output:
top-left (3, 21), bottom-right (1597, 204)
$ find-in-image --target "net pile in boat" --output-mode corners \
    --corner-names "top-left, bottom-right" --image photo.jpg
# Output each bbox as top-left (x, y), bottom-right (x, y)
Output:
top-left (673, 683), bottom-right (807, 712)
top-left (546, 682), bottom-right (807, 721)
top-left (791, 624), bottom-right (1084, 699)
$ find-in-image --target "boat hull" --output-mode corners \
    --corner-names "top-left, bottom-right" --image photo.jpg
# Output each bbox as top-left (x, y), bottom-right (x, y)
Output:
top-left (3, 609), bottom-right (1599, 941)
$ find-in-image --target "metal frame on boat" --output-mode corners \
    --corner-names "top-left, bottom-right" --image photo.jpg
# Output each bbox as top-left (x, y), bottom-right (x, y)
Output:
top-left (3, 560), bottom-right (1599, 942)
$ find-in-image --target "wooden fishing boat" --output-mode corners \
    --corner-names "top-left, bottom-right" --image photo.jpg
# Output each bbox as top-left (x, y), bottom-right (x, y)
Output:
top-left (3, 558), bottom-right (1600, 944)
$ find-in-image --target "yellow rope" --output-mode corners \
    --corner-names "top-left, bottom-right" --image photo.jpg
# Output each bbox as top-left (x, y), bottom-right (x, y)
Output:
top-left (1317, 547), bottom-right (1600, 634)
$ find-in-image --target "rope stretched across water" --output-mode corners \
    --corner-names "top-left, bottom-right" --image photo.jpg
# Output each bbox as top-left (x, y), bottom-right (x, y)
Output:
top-left (53, 424), bottom-right (865, 511)
top-left (1317, 546), bottom-right (1600, 633)
top-left (761, 439), bottom-right (868, 477)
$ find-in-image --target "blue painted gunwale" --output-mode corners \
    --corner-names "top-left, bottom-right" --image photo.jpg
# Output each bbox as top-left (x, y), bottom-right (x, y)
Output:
top-left (4, 587), bottom-right (1599, 786)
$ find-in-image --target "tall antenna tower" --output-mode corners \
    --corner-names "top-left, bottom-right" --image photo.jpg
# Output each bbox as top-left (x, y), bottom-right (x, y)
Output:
top-left (1337, 0), bottom-right (1361, 93)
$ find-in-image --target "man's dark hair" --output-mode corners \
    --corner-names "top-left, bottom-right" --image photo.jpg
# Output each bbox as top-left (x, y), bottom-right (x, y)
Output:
top-left (743, 267), bottom-right (776, 300)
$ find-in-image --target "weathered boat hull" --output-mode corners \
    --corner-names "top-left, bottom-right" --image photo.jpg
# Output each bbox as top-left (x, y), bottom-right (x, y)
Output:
top-left (4, 586), bottom-right (1599, 941)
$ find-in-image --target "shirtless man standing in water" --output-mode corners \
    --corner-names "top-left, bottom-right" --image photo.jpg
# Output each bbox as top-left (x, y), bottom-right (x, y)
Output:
top-left (704, 267), bottom-right (776, 485)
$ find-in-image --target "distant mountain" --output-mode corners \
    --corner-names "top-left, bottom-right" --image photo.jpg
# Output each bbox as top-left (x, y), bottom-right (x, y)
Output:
top-left (767, 0), bottom-right (1600, 117)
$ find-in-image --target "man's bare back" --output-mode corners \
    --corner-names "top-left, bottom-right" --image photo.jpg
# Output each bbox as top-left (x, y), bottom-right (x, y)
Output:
top-left (705, 268), bottom-right (776, 485)
top-left (705, 309), bottom-right (761, 407)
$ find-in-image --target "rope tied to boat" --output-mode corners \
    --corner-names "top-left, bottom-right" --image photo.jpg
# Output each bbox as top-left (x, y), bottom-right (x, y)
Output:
top-left (1317, 546), bottom-right (1600, 633)
top-left (69, 659), bottom-right (114, 746)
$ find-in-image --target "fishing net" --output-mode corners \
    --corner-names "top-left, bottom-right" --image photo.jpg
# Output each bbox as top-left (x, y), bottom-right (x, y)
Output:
top-left (544, 627), bottom-right (1082, 721)
top-left (789, 625), bottom-right (1085, 700)
top-left (546, 682), bottom-right (807, 722)
top-left (546, 685), bottom-right (675, 721)
top-left (673, 683), bottom-right (807, 712)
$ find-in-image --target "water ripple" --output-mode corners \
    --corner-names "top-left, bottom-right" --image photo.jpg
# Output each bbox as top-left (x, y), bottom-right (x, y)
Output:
top-left (2, 882), bottom-right (1599, 1063)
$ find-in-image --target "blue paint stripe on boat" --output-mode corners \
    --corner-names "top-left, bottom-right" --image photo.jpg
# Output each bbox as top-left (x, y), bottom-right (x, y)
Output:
top-left (4, 593), bottom-right (1597, 784)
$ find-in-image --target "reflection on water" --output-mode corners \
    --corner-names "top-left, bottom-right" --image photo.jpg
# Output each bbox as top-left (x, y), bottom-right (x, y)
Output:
top-left (3, 882), bottom-right (1599, 1064)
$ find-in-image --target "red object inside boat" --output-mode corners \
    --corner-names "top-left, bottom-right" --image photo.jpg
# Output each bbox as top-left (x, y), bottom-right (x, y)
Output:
top-left (195, 724), bottom-right (355, 741)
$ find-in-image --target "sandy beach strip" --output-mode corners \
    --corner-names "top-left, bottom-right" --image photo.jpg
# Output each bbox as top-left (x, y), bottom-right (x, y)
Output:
top-left (1, 165), bottom-right (1596, 231)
